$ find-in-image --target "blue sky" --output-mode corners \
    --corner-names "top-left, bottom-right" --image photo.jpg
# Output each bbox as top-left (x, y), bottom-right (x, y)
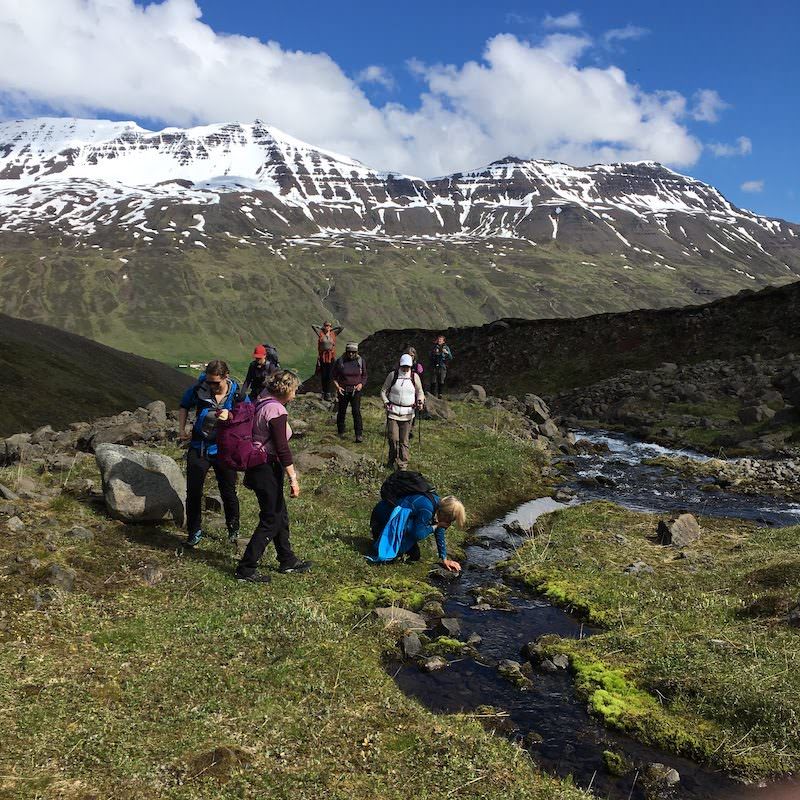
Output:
top-left (0, 0), bottom-right (797, 220)
top-left (195, 0), bottom-right (798, 220)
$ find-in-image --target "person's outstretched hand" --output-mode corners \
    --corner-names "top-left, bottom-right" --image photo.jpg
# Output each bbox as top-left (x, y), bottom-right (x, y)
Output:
top-left (442, 558), bottom-right (461, 573)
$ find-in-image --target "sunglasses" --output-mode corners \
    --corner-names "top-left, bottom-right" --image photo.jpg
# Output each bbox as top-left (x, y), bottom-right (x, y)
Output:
top-left (206, 379), bottom-right (225, 388)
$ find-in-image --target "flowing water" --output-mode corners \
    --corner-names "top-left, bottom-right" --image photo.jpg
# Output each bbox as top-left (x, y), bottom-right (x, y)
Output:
top-left (392, 431), bottom-right (800, 800)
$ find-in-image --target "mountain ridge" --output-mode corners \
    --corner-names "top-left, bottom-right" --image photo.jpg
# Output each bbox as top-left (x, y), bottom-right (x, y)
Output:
top-left (1, 116), bottom-right (799, 369)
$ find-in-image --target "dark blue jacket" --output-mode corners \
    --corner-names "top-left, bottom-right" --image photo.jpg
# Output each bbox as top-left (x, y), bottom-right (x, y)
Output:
top-left (180, 376), bottom-right (247, 456)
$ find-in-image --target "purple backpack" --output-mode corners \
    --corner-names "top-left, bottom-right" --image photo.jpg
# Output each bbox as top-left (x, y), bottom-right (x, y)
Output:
top-left (215, 397), bottom-right (273, 472)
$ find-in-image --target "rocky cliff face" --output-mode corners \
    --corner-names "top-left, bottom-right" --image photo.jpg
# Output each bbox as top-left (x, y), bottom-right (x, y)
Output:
top-left (356, 280), bottom-right (800, 400)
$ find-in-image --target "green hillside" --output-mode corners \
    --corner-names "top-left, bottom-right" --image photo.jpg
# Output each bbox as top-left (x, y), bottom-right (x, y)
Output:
top-left (0, 312), bottom-right (189, 437)
top-left (1, 231), bottom-right (794, 373)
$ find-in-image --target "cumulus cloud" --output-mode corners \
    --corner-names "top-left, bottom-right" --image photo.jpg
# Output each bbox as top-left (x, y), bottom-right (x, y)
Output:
top-left (603, 25), bottom-right (650, 45)
top-left (355, 65), bottom-right (395, 91)
top-left (741, 179), bottom-right (764, 193)
top-left (708, 136), bottom-right (752, 157)
top-left (0, 0), bottom-right (707, 175)
top-left (542, 11), bottom-right (583, 30)
top-left (691, 89), bottom-right (729, 122)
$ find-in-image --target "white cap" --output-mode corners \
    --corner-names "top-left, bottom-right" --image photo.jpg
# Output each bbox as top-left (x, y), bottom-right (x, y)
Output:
top-left (399, 354), bottom-right (413, 367)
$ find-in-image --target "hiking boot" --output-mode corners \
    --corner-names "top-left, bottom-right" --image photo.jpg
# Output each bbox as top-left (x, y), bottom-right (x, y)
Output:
top-left (235, 570), bottom-right (271, 584)
top-left (355, 435), bottom-right (363, 443)
top-left (186, 529), bottom-right (203, 547)
top-left (278, 559), bottom-right (313, 574)
top-left (337, 431), bottom-right (346, 439)
top-left (227, 528), bottom-right (240, 545)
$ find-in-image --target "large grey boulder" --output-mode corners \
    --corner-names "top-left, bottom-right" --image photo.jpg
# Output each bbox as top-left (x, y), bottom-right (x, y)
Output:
top-left (423, 396), bottom-right (455, 421)
top-left (657, 513), bottom-right (700, 547)
top-left (95, 444), bottom-right (185, 525)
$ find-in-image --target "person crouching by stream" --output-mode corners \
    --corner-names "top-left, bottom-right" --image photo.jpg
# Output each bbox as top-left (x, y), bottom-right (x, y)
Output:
top-left (369, 492), bottom-right (465, 573)
top-left (381, 354), bottom-right (424, 470)
top-left (232, 370), bottom-right (312, 583)
top-left (333, 342), bottom-right (367, 443)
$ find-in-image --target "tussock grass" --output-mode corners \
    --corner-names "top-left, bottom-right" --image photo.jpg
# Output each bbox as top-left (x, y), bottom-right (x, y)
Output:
top-left (510, 501), bottom-right (800, 778)
top-left (0, 402), bottom-right (583, 800)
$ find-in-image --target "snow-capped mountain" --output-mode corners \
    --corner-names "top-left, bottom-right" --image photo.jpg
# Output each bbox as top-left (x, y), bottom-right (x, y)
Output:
top-left (1, 117), bottom-right (798, 278)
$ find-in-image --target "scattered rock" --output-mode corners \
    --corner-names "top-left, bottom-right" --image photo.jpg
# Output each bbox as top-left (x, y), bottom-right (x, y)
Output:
top-left (204, 493), bottom-right (223, 514)
top-left (466, 633), bottom-right (482, 647)
top-left (551, 653), bottom-right (570, 670)
top-left (497, 659), bottom-right (533, 689)
top-left (539, 658), bottom-right (558, 673)
top-left (657, 513), bottom-right (701, 547)
top-left (465, 384), bottom-right (487, 403)
top-left (434, 617), bottom-right (461, 638)
top-left (146, 400), bottom-right (168, 425)
top-left (0, 483), bottom-right (19, 501)
top-left (94, 444), bottom-right (186, 525)
top-left (423, 396), bottom-right (455, 421)
top-left (648, 763), bottom-right (681, 787)
top-left (48, 564), bottom-right (76, 593)
top-left (428, 565), bottom-right (461, 583)
top-left (65, 526), bottom-right (94, 542)
top-left (29, 587), bottom-right (58, 610)
top-left (6, 516), bottom-right (25, 533)
top-left (421, 600), bottom-right (445, 617)
top-left (738, 405), bottom-right (776, 425)
top-left (373, 606), bottom-right (426, 632)
top-left (420, 655), bottom-right (448, 672)
top-left (552, 488), bottom-right (575, 504)
top-left (137, 562), bottom-right (165, 586)
top-left (400, 632), bottom-right (422, 659)
top-left (788, 604), bottom-right (800, 628)
top-left (624, 561), bottom-right (654, 576)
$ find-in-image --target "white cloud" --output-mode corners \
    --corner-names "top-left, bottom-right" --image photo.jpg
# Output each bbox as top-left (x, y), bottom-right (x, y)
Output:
top-left (0, 0), bottom-right (706, 175)
top-left (741, 179), bottom-right (764, 193)
top-left (355, 65), bottom-right (395, 91)
top-left (708, 136), bottom-right (752, 157)
top-left (691, 89), bottom-right (729, 122)
top-left (603, 25), bottom-right (649, 45)
top-left (542, 11), bottom-right (583, 30)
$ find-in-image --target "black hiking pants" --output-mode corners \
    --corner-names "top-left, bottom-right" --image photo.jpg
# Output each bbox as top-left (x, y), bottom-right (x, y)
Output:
top-left (237, 462), bottom-right (297, 575)
top-left (320, 362), bottom-right (334, 398)
top-left (186, 447), bottom-right (239, 535)
top-left (431, 366), bottom-right (447, 397)
top-left (337, 390), bottom-right (363, 436)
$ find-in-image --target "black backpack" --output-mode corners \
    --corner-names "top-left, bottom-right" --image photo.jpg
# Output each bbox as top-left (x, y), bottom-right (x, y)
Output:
top-left (263, 343), bottom-right (280, 369)
top-left (380, 470), bottom-right (436, 507)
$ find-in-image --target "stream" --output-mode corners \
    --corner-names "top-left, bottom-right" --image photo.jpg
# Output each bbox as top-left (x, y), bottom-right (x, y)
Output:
top-left (392, 431), bottom-right (800, 800)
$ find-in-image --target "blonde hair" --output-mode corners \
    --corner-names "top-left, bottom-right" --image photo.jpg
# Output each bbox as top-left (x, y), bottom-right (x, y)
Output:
top-left (266, 370), bottom-right (301, 400)
top-left (437, 496), bottom-right (466, 529)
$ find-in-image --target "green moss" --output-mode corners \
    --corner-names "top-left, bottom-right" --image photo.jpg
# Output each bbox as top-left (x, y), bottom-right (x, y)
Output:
top-left (423, 637), bottom-right (464, 657)
top-left (335, 578), bottom-right (441, 612)
top-left (512, 501), bottom-right (800, 778)
top-left (602, 749), bottom-right (631, 777)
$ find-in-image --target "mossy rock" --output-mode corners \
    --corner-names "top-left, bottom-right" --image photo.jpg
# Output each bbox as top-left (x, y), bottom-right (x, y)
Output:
top-left (422, 636), bottom-right (464, 657)
top-left (335, 578), bottom-right (442, 612)
top-left (602, 749), bottom-right (632, 777)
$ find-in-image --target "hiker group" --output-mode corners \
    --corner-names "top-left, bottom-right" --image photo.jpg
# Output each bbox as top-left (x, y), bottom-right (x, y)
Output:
top-left (177, 323), bottom-right (463, 584)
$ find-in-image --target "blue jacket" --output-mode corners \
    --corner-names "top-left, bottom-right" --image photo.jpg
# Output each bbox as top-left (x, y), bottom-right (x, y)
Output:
top-left (180, 376), bottom-right (247, 456)
top-left (369, 493), bottom-right (447, 563)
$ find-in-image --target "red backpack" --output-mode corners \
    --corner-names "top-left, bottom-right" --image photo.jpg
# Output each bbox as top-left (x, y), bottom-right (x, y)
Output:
top-left (215, 397), bottom-right (274, 472)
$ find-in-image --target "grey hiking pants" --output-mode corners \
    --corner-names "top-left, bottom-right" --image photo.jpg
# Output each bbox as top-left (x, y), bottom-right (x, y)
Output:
top-left (387, 417), bottom-right (413, 469)
top-left (431, 366), bottom-right (447, 396)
